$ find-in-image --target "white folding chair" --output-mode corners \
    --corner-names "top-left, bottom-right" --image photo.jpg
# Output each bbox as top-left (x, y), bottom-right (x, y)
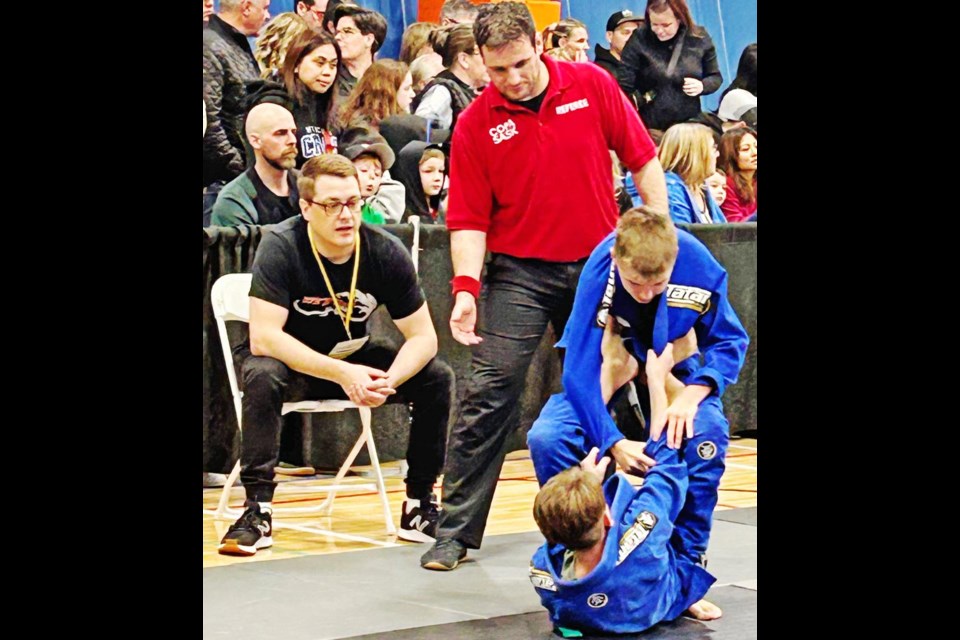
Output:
top-left (210, 273), bottom-right (396, 536)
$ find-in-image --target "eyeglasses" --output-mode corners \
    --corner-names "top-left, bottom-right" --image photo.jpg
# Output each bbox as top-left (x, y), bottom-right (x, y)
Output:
top-left (306, 198), bottom-right (363, 217)
top-left (310, 8), bottom-right (325, 21)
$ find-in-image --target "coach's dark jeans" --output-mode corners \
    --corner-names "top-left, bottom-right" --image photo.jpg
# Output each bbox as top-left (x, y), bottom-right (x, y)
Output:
top-left (237, 341), bottom-right (454, 503)
top-left (436, 254), bottom-right (586, 549)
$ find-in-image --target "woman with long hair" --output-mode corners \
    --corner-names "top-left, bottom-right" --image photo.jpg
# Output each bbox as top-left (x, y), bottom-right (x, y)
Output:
top-left (336, 60), bottom-right (416, 134)
top-left (616, 0), bottom-right (722, 131)
top-left (542, 18), bottom-right (590, 62)
top-left (411, 24), bottom-right (488, 131)
top-left (657, 123), bottom-right (726, 224)
top-left (280, 29), bottom-right (342, 166)
top-left (717, 128), bottom-right (757, 222)
top-left (255, 12), bottom-right (310, 80)
top-left (720, 42), bottom-right (757, 101)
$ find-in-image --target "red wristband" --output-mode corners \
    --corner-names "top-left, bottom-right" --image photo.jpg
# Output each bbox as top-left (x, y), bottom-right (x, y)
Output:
top-left (451, 275), bottom-right (481, 299)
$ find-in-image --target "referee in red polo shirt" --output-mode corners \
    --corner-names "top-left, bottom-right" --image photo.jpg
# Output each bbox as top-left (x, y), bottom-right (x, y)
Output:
top-left (421, 1), bottom-right (668, 571)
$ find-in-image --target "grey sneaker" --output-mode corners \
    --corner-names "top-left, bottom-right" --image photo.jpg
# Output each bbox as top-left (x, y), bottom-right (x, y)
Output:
top-left (420, 539), bottom-right (467, 571)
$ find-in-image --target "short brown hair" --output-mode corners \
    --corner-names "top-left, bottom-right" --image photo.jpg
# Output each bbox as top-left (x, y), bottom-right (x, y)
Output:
top-left (614, 206), bottom-right (678, 277)
top-left (336, 6), bottom-right (388, 54)
top-left (474, 1), bottom-right (536, 51)
top-left (298, 154), bottom-right (358, 201)
top-left (533, 467), bottom-right (606, 551)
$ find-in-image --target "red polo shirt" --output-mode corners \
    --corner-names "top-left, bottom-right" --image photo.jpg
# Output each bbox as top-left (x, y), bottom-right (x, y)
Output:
top-left (446, 54), bottom-right (657, 262)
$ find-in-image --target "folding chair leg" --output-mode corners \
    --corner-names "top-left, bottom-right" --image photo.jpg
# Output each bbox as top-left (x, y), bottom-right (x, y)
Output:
top-left (360, 407), bottom-right (397, 535)
top-left (215, 460), bottom-right (242, 519)
top-left (317, 413), bottom-right (370, 515)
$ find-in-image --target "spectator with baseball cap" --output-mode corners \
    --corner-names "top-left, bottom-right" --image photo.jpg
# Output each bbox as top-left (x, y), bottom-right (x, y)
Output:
top-left (595, 10), bottom-right (645, 78)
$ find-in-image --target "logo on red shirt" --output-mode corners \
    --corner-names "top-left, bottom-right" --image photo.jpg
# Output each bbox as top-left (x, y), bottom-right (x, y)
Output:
top-left (489, 119), bottom-right (518, 144)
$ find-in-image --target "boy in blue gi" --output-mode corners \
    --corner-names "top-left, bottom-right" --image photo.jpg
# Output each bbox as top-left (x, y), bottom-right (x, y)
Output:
top-left (530, 346), bottom-right (721, 634)
top-left (526, 206), bottom-right (748, 632)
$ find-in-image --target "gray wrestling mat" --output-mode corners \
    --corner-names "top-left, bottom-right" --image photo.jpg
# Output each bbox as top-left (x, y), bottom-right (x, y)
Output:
top-left (714, 506), bottom-right (757, 527)
top-left (203, 510), bottom-right (757, 640)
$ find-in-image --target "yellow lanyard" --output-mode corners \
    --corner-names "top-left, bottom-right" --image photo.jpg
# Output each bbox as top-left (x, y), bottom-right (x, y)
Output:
top-left (307, 228), bottom-right (360, 340)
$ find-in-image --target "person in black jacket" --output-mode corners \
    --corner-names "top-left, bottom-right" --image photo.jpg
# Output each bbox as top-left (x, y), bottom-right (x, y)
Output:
top-left (615, 0), bottom-right (722, 132)
top-left (594, 9), bottom-right (644, 79)
top-left (203, 0), bottom-right (272, 188)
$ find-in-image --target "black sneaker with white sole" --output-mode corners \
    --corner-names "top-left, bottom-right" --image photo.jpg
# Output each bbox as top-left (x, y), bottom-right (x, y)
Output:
top-left (218, 503), bottom-right (273, 556)
top-left (397, 497), bottom-right (440, 543)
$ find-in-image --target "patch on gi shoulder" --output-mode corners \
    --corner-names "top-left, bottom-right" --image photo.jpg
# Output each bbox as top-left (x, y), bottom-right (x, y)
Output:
top-left (595, 261), bottom-right (619, 328)
top-left (617, 510), bottom-right (658, 564)
top-left (587, 593), bottom-right (608, 609)
top-left (697, 441), bottom-right (718, 460)
top-left (529, 566), bottom-right (557, 592)
top-left (665, 284), bottom-right (712, 315)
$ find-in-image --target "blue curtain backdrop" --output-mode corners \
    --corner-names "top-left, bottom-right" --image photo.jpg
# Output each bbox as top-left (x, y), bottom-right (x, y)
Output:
top-left (563, 0), bottom-right (756, 112)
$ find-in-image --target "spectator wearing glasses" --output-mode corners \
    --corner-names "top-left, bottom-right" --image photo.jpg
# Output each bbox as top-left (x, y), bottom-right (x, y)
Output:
top-left (218, 153), bottom-right (455, 556)
top-left (333, 5), bottom-right (388, 100)
top-left (412, 24), bottom-right (489, 131)
top-left (439, 0), bottom-right (479, 26)
top-left (296, 0), bottom-right (328, 32)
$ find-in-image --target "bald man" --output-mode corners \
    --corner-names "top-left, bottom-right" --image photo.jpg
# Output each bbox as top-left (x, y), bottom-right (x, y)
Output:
top-left (211, 103), bottom-right (302, 227)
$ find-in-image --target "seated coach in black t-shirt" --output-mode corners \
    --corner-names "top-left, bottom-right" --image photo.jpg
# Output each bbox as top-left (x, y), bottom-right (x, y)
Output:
top-left (218, 154), bottom-right (454, 556)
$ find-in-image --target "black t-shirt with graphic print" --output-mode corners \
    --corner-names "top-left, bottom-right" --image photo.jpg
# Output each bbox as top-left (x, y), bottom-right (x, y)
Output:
top-left (249, 216), bottom-right (425, 356)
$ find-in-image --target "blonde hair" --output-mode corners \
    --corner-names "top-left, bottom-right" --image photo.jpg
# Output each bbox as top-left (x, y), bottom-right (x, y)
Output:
top-left (614, 206), bottom-right (678, 277)
top-left (658, 123), bottom-right (716, 190)
top-left (255, 13), bottom-right (311, 79)
top-left (545, 47), bottom-right (578, 62)
top-left (542, 18), bottom-right (586, 50)
top-left (419, 148), bottom-right (445, 166)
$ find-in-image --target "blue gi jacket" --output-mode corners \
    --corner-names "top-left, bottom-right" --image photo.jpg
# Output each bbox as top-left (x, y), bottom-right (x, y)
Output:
top-left (530, 440), bottom-right (716, 634)
top-left (556, 230), bottom-right (748, 455)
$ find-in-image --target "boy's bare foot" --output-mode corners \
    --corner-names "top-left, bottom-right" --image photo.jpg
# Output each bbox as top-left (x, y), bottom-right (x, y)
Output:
top-left (687, 599), bottom-right (723, 620)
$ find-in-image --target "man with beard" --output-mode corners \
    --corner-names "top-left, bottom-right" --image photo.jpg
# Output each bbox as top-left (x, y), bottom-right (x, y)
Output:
top-left (212, 103), bottom-right (303, 226)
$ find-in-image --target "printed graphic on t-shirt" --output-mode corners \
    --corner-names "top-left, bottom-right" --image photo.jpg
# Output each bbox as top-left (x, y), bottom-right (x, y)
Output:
top-left (293, 290), bottom-right (378, 321)
top-left (301, 127), bottom-right (338, 159)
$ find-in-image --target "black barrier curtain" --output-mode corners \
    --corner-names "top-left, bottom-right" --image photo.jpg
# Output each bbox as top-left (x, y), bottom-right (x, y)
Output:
top-left (203, 223), bottom-right (756, 472)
